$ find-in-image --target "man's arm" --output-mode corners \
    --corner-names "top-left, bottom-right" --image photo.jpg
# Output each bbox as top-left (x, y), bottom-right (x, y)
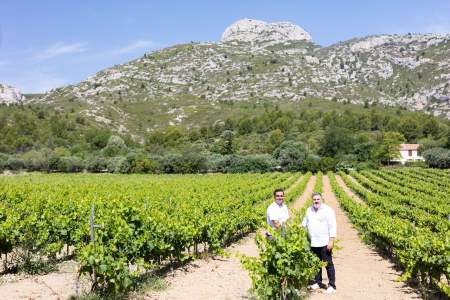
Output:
top-left (301, 209), bottom-right (308, 228)
top-left (268, 207), bottom-right (282, 230)
top-left (327, 209), bottom-right (337, 251)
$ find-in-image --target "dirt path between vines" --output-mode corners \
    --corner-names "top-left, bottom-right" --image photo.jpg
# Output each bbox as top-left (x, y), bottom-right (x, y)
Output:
top-left (0, 260), bottom-right (89, 300)
top-left (307, 174), bottom-right (421, 300)
top-left (143, 175), bottom-right (317, 300)
top-left (335, 175), bottom-right (365, 205)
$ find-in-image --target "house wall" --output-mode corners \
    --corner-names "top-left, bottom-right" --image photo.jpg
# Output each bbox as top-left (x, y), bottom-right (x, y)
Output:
top-left (397, 150), bottom-right (424, 164)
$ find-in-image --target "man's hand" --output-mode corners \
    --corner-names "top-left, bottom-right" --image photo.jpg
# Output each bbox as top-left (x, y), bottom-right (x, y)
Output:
top-left (326, 238), bottom-right (334, 251)
top-left (272, 220), bottom-right (281, 230)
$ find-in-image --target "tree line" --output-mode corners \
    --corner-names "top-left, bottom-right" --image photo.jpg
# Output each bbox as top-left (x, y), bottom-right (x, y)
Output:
top-left (1, 102), bottom-right (449, 173)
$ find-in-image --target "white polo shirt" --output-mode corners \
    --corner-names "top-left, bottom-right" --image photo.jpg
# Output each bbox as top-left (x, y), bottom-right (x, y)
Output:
top-left (301, 203), bottom-right (337, 247)
top-left (267, 202), bottom-right (290, 229)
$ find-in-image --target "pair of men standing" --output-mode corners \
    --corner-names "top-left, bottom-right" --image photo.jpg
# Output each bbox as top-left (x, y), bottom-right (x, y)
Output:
top-left (266, 189), bottom-right (337, 294)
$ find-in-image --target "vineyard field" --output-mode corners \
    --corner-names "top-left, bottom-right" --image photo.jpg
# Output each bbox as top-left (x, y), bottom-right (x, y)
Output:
top-left (334, 168), bottom-right (450, 296)
top-left (0, 172), bottom-right (302, 292)
top-left (0, 168), bottom-right (449, 298)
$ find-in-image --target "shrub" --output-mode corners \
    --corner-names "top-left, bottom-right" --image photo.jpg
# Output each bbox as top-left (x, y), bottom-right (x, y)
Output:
top-left (5, 157), bottom-right (25, 170)
top-left (159, 152), bottom-right (206, 174)
top-left (102, 135), bottom-right (128, 157)
top-left (210, 154), bottom-right (276, 173)
top-left (60, 156), bottom-right (84, 172)
top-left (301, 154), bottom-right (320, 173)
top-left (319, 156), bottom-right (338, 172)
top-left (273, 141), bottom-right (309, 171)
top-left (107, 156), bottom-right (131, 173)
top-left (21, 150), bottom-right (50, 171)
top-left (422, 147), bottom-right (450, 168)
top-left (242, 223), bottom-right (322, 299)
top-left (86, 157), bottom-right (108, 173)
top-left (0, 153), bottom-right (10, 171)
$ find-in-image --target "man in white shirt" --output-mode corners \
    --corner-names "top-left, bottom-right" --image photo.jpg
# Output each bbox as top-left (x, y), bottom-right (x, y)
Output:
top-left (302, 192), bottom-right (337, 294)
top-left (266, 189), bottom-right (290, 232)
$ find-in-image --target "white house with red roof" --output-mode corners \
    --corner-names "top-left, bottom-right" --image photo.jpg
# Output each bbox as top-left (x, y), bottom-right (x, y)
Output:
top-left (393, 144), bottom-right (424, 164)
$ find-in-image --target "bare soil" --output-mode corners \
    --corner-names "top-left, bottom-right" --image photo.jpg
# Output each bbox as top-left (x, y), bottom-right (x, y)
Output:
top-left (0, 260), bottom-right (89, 300)
top-left (335, 175), bottom-right (365, 205)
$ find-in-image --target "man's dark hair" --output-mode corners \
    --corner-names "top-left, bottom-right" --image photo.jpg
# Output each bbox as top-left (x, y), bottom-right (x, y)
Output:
top-left (273, 188), bottom-right (285, 196)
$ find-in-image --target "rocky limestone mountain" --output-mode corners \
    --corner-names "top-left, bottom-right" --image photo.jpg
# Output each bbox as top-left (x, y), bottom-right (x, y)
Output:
top-left (0, 84), bottom-right (25, 105)
top-left (36, 19), bottom-right (450, 133)
top-left (221, 19), bottom-right (312, 43)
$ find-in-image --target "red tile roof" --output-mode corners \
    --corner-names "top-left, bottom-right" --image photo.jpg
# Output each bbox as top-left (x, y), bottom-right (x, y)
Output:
top-left (399, 144), bottom-right (420, 151)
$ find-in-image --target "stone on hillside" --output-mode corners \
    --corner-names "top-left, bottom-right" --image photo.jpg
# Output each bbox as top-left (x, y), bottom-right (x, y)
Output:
top-left (0, 84), bottom-right (25, 105)
top-left (221, 19), bottom-right (313, 43)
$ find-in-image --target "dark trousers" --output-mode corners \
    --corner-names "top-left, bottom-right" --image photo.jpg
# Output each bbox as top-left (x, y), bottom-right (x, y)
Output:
top-left (311, 246), bottom-right (336, 289)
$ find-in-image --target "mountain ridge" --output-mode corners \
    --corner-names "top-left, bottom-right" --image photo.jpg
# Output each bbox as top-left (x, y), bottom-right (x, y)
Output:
top-left (18, 19), bottom-right (450, 134)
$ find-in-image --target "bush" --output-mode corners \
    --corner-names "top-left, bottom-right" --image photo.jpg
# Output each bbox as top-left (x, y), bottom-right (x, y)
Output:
top-left (21, 150), bottom-right (50, 171)
top-left (86, 157), bottom-right (108, 173)
top-left (319, 156), bottom-right (338, 172)
top-left (60, 156), bottom-right (84, 172)
top-left (301, 154), bottom-right (320, 173)
top-left (48, 154), bottom-right (61, 172)
top-left (102, 135), bottom-right (128, 157)
top-left (355, 161), bottom-right (379, 171)
top-left (242, 223), bottom-right (322, 299)
top-left (129, 153), bottom-right (159, 173)
top-left (209, 154), bottom-right (276, 173)
top-left (422, 147), bottom-right (450, 168)
top-left (159, 152), bottom-right (206, 174)
top-left (273, 141), bottom-right (309, 171)
top-left (335, 155), bottom-right (358, 172)
top-left (5, 157), bottom-right (25, 170)
top-left (107, 156), bottom-right (131, 173)
top-left (242, 154), bottom-right (276, 172)
top-left (0, 153), bottom-right (9, 171)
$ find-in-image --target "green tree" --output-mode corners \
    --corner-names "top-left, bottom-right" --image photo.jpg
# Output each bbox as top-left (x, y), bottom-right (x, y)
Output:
top-left (422, 147), bottom-right (450, 168)
top-left (273, 141), bottom-right (309, 171)
top-left (86, 128), bottom-right (111, 150)
top-left (319, 127), bottom-right (354, 157)
top-left (378, 131), bottom-right (406, 165)
top-left (237, 117), bottom-right (253, 135)
top-left (398, 117), bottom-right (421, 141)
top-left (268, 129), bottom-right (284, 149)
top-left (102, 135), bottom-right (128, 157)
top-left (422, 118), bottom-right (440, 138)
top-left (211, 130), bottom-right (235, 155)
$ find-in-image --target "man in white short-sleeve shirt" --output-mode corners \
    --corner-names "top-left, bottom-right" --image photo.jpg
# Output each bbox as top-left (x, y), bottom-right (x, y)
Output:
top-left (266, 189), bottom-right (290, 231)
top-left (302, 192), bottom-right (337, 294)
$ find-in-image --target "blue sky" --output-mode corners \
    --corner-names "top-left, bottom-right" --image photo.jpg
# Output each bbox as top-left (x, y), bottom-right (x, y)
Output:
top-left (1, 0), bottom-right (450, 93)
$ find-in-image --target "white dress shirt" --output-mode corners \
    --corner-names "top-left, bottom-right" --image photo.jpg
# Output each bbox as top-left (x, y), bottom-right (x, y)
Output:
top-left (267, 202), bottom-right (290, 229)
top-left (301, 203), bottom-right (337, 247)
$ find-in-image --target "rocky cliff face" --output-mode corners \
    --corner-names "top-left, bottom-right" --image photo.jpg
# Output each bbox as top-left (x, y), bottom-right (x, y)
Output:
top-left (221, 19), bottom-right (312, 43)
top-left (0, 84), bottom-right (25, 105)
top-left (37, 19), bottom-right (450, 132)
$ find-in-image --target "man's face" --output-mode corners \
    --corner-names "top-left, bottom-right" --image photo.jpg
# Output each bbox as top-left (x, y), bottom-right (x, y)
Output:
top-left (312, 194), bottom-right (322, 209)
top-left (274, 191), bottom-right (284, 205)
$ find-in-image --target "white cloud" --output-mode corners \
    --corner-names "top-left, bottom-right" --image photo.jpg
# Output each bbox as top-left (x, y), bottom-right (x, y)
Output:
top-left (34, 42), bottom-right (88, 60)
top-left (115, 40), bottom-right (157, 54)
